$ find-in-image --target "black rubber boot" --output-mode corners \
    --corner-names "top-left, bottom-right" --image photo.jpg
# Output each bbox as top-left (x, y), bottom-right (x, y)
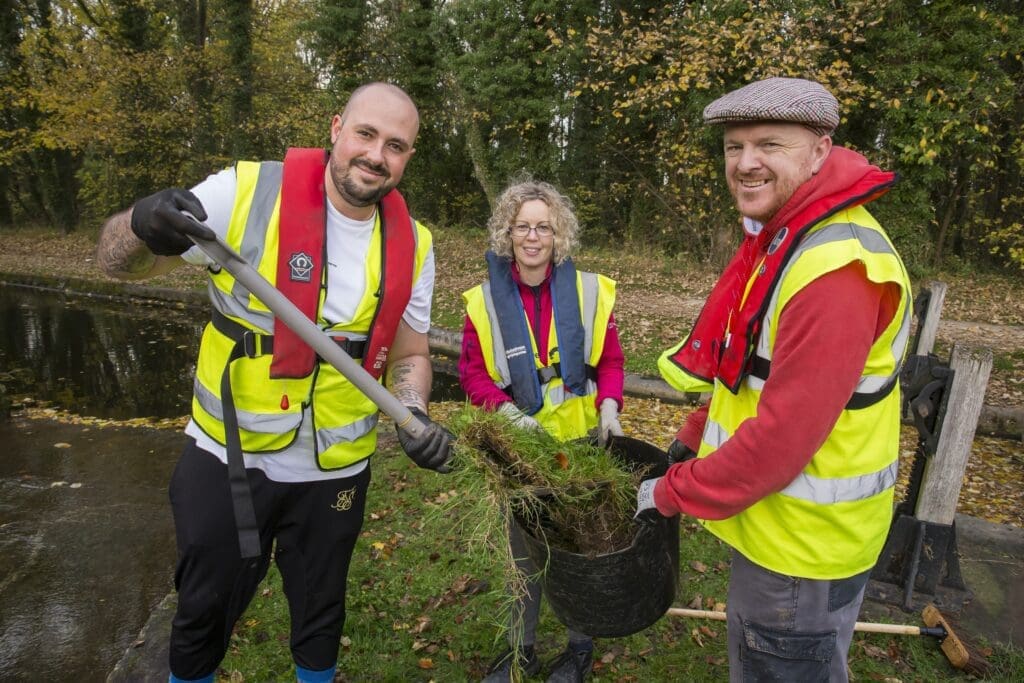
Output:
top-left (482, 644), bottom-right (541, 682)
top-left (545, 644), bottom-right (593, 683)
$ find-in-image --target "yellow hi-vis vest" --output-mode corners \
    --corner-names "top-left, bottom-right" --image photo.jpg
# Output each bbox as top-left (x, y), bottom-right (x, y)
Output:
top-left (462, 272), bottom-right (616, 441)
top-left (190, 160), bottom-right (433, 470)
top-left (692, 206), bottom-right (911, 579)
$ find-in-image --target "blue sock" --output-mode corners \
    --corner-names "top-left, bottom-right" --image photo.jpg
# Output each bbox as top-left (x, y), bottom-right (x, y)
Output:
top-left (169, 674), bottom-right (215, 683)
top-left (295, 664), bottom-right (336, 682)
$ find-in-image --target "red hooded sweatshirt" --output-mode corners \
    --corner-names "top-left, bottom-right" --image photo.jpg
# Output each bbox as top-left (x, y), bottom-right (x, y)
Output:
top-left (656, 147), bottom-right (902, 519)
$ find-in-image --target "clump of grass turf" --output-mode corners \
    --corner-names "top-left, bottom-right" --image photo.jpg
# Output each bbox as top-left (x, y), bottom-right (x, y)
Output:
top-left (446, 405), bottom-right (650, 557)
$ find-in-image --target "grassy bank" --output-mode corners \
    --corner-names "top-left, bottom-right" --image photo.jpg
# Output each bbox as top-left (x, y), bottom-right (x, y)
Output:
top-left (215, 412), bottom-right (1024, 681)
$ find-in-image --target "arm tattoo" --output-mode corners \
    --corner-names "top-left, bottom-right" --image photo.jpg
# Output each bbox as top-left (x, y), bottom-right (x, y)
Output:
top-left (387, 358), bottom-right (428, 412)
top-left (96, 210), bottom-right (156, 279)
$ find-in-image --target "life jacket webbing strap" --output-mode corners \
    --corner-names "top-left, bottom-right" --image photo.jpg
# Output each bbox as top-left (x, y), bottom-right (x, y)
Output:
top-left (749, 355), bottom-right (898, 410)
top-left (535, 362), bottom-right (598, 386)
top-left (211, 310), bottom-right (366, 360)
top-left (485, 251), bottom-right (544, 413)
top-left (221, 341), bottom-right (262, 559)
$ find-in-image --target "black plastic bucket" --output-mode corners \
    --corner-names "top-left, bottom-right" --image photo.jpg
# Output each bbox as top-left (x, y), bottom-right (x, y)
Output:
top-left (512, 435), bottom-right (680, 637)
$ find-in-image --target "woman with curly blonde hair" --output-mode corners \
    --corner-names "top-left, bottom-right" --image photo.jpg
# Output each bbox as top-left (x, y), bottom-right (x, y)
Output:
top-left (485, 180), bottom-right (580, 266)
top-left (459, 177), bottom-right (625, 682)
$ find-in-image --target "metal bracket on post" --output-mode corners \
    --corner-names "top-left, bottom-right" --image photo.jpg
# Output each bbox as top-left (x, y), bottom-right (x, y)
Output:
top-left (867, 352), bottom-right (972, 614)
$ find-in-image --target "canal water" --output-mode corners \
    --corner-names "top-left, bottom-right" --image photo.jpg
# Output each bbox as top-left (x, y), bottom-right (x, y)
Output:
top-left (0, 284), bottom-right (462, 681)
top-left (0, 285), bottom-right (205, 681)
top-left (0, 285), bottom-right (203, 419)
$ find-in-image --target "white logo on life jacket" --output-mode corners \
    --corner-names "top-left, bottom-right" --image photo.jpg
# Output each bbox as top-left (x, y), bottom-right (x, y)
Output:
top-left (289, 252), bottom-right (315, 282)
top-left (506, 345), bottom-right (528, 360)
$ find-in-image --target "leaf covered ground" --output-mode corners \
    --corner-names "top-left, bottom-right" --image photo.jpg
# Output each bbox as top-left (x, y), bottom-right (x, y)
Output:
top-left (19, 405), bottom-right (1021, 682)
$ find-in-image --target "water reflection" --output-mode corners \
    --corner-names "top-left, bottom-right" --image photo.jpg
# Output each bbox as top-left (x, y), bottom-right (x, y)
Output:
top-left (0, 286), bottom-right (202, 419)
top-left (0, 416), bottom-right (182, 679)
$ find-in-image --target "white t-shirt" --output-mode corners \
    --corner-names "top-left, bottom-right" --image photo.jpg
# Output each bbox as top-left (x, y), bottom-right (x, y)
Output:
top-left (181, 167), bottom-right (435, 482)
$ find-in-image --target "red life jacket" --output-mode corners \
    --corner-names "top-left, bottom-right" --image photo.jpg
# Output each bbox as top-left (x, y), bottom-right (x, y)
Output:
top-left (667, 147), bottom-right (896, 393)
top-left (271, 147), bottom-right (416, 380)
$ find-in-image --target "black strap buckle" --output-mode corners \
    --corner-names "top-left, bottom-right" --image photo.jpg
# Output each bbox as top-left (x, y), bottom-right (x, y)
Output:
top-left (536, 362), bottom-right (597, 386)
top-left (319, 337), bottom-right (366, 361)
top-left (242, 330), bottom-right (262, 358)
top-left (537, 365), bottom-right (559, 384)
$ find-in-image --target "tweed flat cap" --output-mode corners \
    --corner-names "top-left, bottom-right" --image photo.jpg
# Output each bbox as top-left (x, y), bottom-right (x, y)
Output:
top-left (703, 77), bottom-right (840, 136)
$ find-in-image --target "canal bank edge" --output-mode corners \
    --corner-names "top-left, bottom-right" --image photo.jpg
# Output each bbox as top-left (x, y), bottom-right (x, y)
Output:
top-left (106, 591), bottom-right (176, 683)
top-left (3, 271), bottom-right (1022, 441)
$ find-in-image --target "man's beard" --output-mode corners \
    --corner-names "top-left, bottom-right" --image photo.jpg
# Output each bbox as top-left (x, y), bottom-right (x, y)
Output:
top-left (330, 157), bottom-right (392, 207)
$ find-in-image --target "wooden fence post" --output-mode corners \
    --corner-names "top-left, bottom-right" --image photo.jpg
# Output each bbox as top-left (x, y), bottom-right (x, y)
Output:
top-left (915, 280), bottom-right (947, 356)
top-left (914, 345), bottom-right (993, 525)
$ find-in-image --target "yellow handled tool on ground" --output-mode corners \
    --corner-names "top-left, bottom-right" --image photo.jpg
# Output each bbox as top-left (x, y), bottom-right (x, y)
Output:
top-left (666, 603), bottom-right (988, 675)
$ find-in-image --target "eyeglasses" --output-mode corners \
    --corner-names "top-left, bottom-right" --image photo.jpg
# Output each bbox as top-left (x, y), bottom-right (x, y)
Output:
top-left (509, 223), bottom-right (554, 238)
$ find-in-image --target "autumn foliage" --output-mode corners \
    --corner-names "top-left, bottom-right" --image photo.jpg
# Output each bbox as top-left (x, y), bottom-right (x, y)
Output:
top-left (2, 0), bottom-right (1023, 271)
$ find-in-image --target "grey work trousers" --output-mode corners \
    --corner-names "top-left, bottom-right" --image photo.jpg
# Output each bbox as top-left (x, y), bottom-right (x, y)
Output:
top-left (506, 519), bottom-right (592, 649)
top-left (726, 549), bottom-right (870, 683)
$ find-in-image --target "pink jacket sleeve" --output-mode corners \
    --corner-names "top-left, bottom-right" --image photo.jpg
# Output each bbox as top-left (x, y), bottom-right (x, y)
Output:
top-left (674, 403), bottom-right (709, 452)
top-left (595, 312), bottom-right (625, 410)
top-left (654, 263), bottom-right (899, 519)
top-left (458, 314), bottom-right (513, 409)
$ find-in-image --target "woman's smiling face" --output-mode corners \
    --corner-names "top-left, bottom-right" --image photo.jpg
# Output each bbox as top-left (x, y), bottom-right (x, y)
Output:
top-left (511, 199), bottom-right (555, 281)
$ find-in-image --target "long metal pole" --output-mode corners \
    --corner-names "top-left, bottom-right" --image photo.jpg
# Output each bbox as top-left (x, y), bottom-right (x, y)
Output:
top-left (189, 233), bottom-right (426, 438)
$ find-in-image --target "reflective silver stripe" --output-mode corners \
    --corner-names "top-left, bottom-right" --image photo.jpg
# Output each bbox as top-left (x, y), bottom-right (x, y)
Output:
top-left (544, 378), bottom-right (597, 406)
top-left (798, 220), bottom-right (894, 255)
top-left (755, 221), bottom-right (907, 399)
top-left (317, 414), bottom-right (379, 451)
top-left (234, 161), bottom-right (283, 304)
top-left (780, 460), bottom-right (898, 504)
top-left (891, 296), bottom-right (912, 363)
top-left (580, 271), bottom-right (599, 361)
top-left (193, 377), bottom-right (302, 433)
top-left (703, 417), bottom-right (729, 449)
top-left (206, 161), bottom-right (284, 332)
top-left (856, 373), bottom-right (894, 393)
top-left (480, 281), bottom-right (513, 386)
top-left (208, 284), bottom-right (274, 332)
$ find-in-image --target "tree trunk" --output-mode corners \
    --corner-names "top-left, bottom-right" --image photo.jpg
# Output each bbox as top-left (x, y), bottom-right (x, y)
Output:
top-left (933, 161), bottom-right (967, 267)
top-left (224, 0), bottom-right (255, 160)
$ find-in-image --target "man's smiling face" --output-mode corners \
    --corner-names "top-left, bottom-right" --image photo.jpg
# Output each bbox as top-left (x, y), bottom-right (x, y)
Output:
top-left (723, 122), bottom-right (831, 223)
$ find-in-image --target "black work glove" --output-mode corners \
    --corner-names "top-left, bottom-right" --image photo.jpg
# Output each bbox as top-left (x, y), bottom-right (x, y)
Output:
top-left (130, 188), bottom-right (214, 256)
top-left (667, 439), bottom-right (696, 465)
top-left (396, 407), bottom-right (453, 473)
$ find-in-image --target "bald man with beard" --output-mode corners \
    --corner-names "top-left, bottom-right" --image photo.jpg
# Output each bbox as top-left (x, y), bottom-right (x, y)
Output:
top-left (97, 82), bottom-right (451, 683)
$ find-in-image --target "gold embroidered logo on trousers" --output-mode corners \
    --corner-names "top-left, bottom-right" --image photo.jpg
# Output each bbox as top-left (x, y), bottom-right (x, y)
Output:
top-left (331, 486), bottom-right (357, 512)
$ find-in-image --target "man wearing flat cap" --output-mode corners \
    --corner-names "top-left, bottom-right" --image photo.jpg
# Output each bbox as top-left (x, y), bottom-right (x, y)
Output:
top-left (638, 77), bottom-right (912, 681)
